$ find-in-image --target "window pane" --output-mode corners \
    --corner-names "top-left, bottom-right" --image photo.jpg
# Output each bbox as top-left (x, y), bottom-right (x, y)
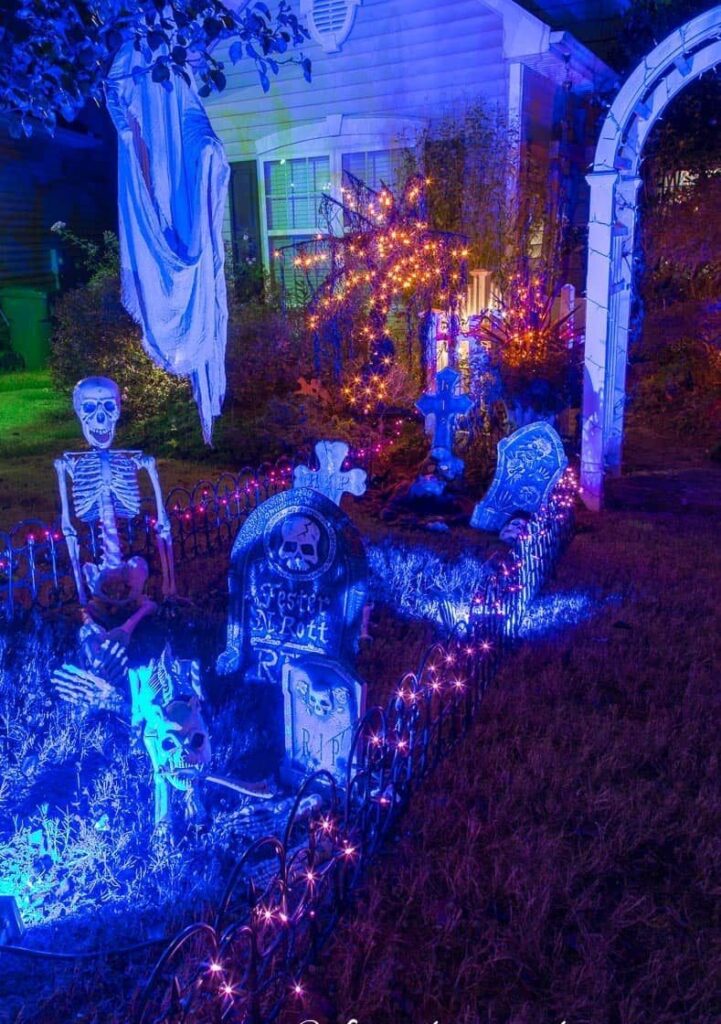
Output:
top-left (341, 148), bottom-right (404, 192)
top-left (264, 155), bottom-right (330, 232)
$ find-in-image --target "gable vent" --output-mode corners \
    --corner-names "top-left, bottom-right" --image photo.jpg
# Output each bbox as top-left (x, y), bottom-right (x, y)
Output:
top-left (300, 0), bottom-right (362, 53)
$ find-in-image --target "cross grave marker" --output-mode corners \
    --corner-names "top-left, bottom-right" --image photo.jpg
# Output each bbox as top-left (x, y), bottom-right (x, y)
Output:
top-left (293, 440), bottom-right (367, 507)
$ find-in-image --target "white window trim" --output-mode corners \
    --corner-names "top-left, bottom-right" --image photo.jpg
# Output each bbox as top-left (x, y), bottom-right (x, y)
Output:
top-left (255, 115), bottom-right (427, 273)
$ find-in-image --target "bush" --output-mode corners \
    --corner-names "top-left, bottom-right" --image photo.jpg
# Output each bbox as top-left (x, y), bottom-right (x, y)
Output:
top-left (49, 231), bottom-right (195, 452)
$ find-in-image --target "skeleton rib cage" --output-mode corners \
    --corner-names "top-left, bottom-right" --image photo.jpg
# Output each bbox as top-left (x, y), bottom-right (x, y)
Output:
top-left (63, 450), bottom-right (145, 569)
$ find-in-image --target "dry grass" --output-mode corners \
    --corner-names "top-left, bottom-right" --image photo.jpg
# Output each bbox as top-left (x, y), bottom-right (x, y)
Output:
top-left (304, 487), bottom-right (721, 1024)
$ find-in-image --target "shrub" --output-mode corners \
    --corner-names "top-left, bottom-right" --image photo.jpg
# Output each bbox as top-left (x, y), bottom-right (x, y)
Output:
top-left (49, 231), bottom-right (194, 451)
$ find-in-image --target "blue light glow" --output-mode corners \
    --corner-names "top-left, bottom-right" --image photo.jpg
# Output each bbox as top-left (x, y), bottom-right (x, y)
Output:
top-left (518, 590), bottom-right (596, 638)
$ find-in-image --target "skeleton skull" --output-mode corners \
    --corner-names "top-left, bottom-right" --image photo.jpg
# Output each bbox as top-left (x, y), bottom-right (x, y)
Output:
top-left (499, 517), bottom-right (530, 545)
top-left (73, 377), bottom-right (121, 450)
top-left (144, 694), bottom-right (211, 792)
top-left (278, 515), bottom-right (320, 572)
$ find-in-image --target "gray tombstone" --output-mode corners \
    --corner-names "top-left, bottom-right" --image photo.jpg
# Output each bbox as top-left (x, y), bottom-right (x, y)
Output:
top-left (293, 440), bottom-right (367, 507)
top-left (470, 422), bottom-right (568, 532)
top-left (217, 488), bottom-right (368, 687)
top-left (281, 656), bottom-right (365, 787)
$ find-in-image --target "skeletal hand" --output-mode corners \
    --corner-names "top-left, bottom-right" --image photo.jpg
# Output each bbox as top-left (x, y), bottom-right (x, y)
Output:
top-left (156, 514), bottom-right (172, 542)
top-left (52, 663), bottom-right (126, 712)
top-left (216, 648), bottom-right (240, 676)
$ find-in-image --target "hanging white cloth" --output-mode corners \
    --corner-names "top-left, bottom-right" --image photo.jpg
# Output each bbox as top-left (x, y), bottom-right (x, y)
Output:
top-left (105, 43), bottom-right (230, 443)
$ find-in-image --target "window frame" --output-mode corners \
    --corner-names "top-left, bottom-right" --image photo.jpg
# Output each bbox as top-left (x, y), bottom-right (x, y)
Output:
top-left (255, 115), bottom-right (427, 276)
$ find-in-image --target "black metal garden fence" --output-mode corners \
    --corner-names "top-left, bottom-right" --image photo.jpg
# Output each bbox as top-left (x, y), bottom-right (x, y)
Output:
top-left (0, 458), bottom-right (576, 1023)
top-left (0, 457), bottom-right (298, 618)
top-left (128, 474), bottom-right (575, 1023)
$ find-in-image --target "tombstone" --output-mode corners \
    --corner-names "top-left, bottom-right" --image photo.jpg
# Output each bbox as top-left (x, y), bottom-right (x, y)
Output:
top-left (416, 367), bottom-right (474, 481)
top-left (293, 440), bottom-right (367, 506)
top-left (281, 656), bottom-right (365, 787)
top-left (470, 422), bottom-right (568, 532)
top-left (216, 488), bottom-right (368, 687)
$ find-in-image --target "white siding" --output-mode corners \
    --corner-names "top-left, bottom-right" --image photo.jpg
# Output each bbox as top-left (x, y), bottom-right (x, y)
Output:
top-left (204, 0), bottom-right (508, 164)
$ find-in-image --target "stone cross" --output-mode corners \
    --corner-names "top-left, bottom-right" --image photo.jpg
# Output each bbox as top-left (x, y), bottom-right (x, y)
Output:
top-left (416, 367), bottom-right (474, 455)
top-left (293, 440), bottom-right (367, 507)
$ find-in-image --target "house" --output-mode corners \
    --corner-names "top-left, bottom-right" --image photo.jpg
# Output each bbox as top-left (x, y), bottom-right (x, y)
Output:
top-left (203, 0), bottom-right (617, 297)
top-left (0, 114), bottom-right (115, 293)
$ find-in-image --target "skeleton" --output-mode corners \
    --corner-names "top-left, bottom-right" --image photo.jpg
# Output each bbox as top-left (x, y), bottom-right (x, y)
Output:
top-left (54, 377), bottom-right (175, 610)
top-left (53, 638), bottom-right (276, 826)
top-left (51, 598), bottom-right (155, 713)
top-left (278, 515), bottom-right (320, 572)
top-left (129, 645), bottom-right (211, 827)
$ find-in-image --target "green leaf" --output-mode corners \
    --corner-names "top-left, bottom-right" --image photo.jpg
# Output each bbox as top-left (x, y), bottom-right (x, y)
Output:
top-left (151, 62), bottom-right (170, 83)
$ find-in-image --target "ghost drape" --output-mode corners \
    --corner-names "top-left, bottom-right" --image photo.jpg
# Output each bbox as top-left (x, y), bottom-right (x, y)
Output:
top-left (105, 44), bottom-right (230, 444)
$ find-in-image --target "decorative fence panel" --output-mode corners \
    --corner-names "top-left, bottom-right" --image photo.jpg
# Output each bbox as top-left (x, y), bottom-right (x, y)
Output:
top-left (132, 475), bottom-right (575, 1023)
top-left (0, 459), bottom-right (297, 617)
top-left (0, 456), bottom-right (575, 1024)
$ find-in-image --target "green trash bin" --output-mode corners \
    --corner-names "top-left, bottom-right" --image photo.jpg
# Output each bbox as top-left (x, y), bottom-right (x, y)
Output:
top-left (0, 286), bottom-right (50, 370)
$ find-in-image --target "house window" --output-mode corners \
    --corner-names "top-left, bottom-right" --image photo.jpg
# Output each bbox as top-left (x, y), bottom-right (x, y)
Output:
top-left (341, 149), bottom-right (405, 193)
top-left (264, 155), bottom-right (331, 234)
top-left (257, 142), bottom-right (412, 303)
top-left (263, 154), bottom-right (331, 299)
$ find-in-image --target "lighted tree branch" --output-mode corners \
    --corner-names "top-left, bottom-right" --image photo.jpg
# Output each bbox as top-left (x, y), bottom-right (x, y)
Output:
top-left (279, 173), bottom-right (468, 415)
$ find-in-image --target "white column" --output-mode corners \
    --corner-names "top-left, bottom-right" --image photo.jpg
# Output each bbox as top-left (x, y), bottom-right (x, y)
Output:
top-left (605, 175), bottom-right (642, 474)
top-left (581, 169), bottom-right (617, 510)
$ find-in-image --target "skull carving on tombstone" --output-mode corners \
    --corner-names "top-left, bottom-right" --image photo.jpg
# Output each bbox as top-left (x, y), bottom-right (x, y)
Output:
top-left (278, 515), bottom-right (320, 572)
top-left (294, 665), bottom-right (349, 720)
top-left (72, 377), bottom-right (121, 450)
top-left (308, 686), bottom-right (333, 718)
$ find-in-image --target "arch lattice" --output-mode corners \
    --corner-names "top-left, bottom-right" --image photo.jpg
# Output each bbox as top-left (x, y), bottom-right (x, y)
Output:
top-left (581, 6), bottom-right (721, 509)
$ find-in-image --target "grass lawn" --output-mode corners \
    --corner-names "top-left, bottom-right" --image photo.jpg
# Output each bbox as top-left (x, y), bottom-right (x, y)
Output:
top-left (0, 371), bottom-right (237, 525)
top-left (307, 453), bottom-right (721, 1024)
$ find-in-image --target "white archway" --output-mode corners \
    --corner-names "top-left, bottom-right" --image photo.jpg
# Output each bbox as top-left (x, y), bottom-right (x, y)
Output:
top-left (581, 6), bottom-right (721, 510)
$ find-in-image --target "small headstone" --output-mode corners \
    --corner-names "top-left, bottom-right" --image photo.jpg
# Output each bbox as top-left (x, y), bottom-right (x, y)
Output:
top-left (281, 656), bottom-right (365, 787)
top-left (416, 367), bottom-right (474, 457)
top-left (293, 440), bottom-right (367, 507)
top-left (217, 488), bottom-right (368, 686)
top-left (470, 422), bottom-right (568, 532)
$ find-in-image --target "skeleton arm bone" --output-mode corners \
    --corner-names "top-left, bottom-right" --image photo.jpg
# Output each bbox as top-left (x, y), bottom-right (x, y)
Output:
top-left (139, 455), bottom-right (170, 537)
top-left (139, 454), bottom-right (176, 596)
top-left (54, 456), bottom-right (87, 606)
